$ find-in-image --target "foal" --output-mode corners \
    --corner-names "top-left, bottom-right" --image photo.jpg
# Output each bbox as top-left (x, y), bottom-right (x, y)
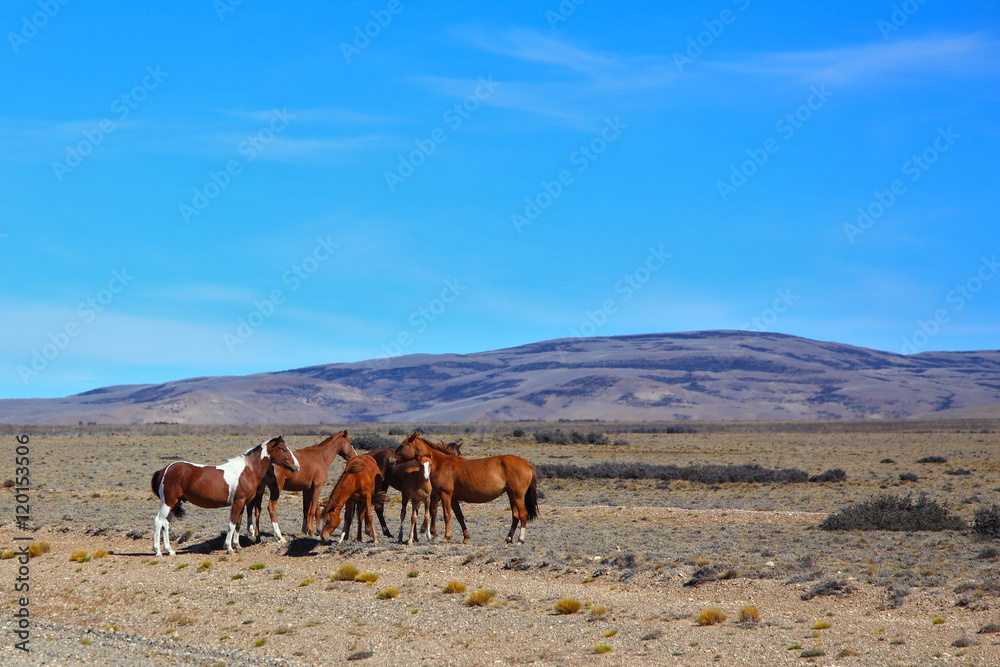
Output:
top-left (319, 455), bottom-right (381, 544)
top-left (150, 436), bottom-right (299, 557)
top-left (397, 453), bottom-right (433, 544)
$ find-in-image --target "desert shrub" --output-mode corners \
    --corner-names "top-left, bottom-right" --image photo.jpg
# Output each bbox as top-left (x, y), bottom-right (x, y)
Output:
top-left (917, 456), bottom-right (948, 463)
top-left (820, 494), bottom-right (965, 532)
top-left (569, 430), bottom-right (609, 445)
top-left (464, 589), bottom-right (494, 607)
top-left (836, 648), bottom-right (861, 658)
top-left (331, 564), bottom-right (359, 581)
top-left (799, 648), bottom-right (824, 657)
top-left (356, 572), bottom-right (379, 584)
top-left (553, 598), bottom-right (582, 615)
top-left (442, 581), bottom-right (466, 594)
top-left (973, 505), bottom-right (1000, 539)
top-left (976, 547), bottom-right (999, 560)
top-left (28, 541), bottom-right (51, 558)
top-left (945, 468), bottom-right (972, 476)
top-left (696, 608), bottom-right (727, 626)
top-left (979, 623), bottom-right (1000, 634)
top-left (612, 437), bottom-right (630, 445)
top-left (809, 468), bottom-right (846, 483)
top-left (952, 636), bottom-right (977, 648)
top-left (880, 458), bottom-right (896, 464)
top-left (376, 587), bottom-right (398, 599)
top-left (641, 629), bottom-right (663, 640)
top-left (899, 472), bottom-right (919, 482)
top-left (537, 461), bottom-right (809, 485)
top-left (510, 429), bottom-right (526, 438)
top-left (387, 427), bottom-right (407, 435)
top-left (801, 580), bottom-right (850, 600)
top-left (737, 606), bottom-right (760, 623)
top-left (347, 651), bottom-right (374, 661)
top-left (352, 433), bottom-right (398, 450)
top-left (534, 429), bottom-right (570, 445)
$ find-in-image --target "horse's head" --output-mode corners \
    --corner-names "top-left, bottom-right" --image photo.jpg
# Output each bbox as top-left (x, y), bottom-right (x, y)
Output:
top-left (319, 501), bottom-right (339, 543)
top-left (445, 440), bottom-right (463, 456)
top-left (418, 452), bottom-right (433, 481)
top-left (337, 430), bottom-right (358, 460)
top-left (267, 435), bottom-right (300, 473)
top-left (393, 433), bottom-right (422, 463)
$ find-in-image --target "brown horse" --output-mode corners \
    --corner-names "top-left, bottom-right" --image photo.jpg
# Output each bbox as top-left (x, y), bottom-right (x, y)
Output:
top-left (343, 441), bottom-right (464, 540)
top-left (392, 433), bottom-right (539, 544)
top-left (319, 455), bottom-right (381, 544)
top-left (150, 436), bottom-right (299, 556)
top-left (397, 453), bottom-right (433, 544)
top-left (245, 430), bottom-right (357, 541)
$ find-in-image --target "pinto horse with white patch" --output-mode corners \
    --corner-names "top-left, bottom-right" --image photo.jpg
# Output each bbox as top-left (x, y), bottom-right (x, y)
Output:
top-left (150, 436), bottom-right (299, 557)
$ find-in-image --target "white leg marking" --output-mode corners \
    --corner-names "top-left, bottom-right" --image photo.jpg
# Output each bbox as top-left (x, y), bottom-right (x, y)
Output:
top-left (248, 520), bottom-right (256, 539)
top-left (273, 522), bottom-right (285, 543)
top-left (226, 521), bottom-right (237, 554)
top-left (519, 526), bottom-right (526, 543)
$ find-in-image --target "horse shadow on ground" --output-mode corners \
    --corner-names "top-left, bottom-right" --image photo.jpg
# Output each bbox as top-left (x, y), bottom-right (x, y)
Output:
top-left (283, 536), bottom-right (322, 557)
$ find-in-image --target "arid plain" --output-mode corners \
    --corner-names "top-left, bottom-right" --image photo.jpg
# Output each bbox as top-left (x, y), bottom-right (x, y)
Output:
top-left (2, 421), bottom-right (1000, 665)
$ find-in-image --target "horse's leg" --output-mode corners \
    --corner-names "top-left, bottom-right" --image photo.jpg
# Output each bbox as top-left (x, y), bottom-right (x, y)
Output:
top-left (451, 498), bottom-right (471, 544)
top-left (409, 497), bottom-right (419, 545)
top-left (267, 478), bottom-right (284, 543)
top-left (428, 492), bottom-right (439, 538)
top-left (154, 502), bottom-right (175, 557)
top-left (301, 487), bottom-right (314, 536)
top-left (419, 494), bottom-right (432, 541)
top-left (364, 496), bottom-right (377, 544)
top-left (398, 495), bottom-right (408, 544)
top-left (373, 489), bottom-right (391, 538)
top-left (439, 492), bottom-right (453, 542)
top-left (339, 501), bottom-right (353, 543)
top-left (504, 489), bottom-right (528, 543)
top-left (228, 500), bottom-right (247, 553)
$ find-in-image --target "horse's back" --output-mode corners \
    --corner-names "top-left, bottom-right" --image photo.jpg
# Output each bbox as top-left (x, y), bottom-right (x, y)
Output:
top-left (161, 461), bottom-right (231, 508)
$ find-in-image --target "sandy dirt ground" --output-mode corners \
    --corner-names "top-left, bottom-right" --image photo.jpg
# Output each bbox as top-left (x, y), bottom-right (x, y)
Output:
top-left (1, 427), bottom-right (999, 665)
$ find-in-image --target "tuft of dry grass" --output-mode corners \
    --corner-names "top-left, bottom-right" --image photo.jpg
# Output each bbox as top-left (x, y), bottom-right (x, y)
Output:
top-left (197, 561), bottom-right (212, 572)
top-left (70, 550), bottom-right (90, 563)
top-left (254, 638), bottom-right (266, 647)
top-left (166, 611), bottom-right (193, 626)
top-left (92, 549), bottom-right (110, 559)
top-left (331, 564), bottom-right (359, 581)
top-left (589, 605), bottom-right (608, 617)
top-left (299, 576), bottom-right (315, 587)
top-left (0, 549), bottom-right (15, 559)
top-left (443, 580), bottom-right (467, 594)
top-left (356, 571), bottom-right (379, 584)
top-left (464, 589), bottom-right (495, 607)
top-left (932, 617), bottom-right (946, 625)
top-left (603, 629), bottom-right (617, 638)
top-left (593, 644), bottom-right (613, 654)
top-left (836, 648), bottom-right (861, 658)
top-left (738, 606), bottom-right (760, 623)
top-left (249, 563), bottom-right (265, 570)
top-left (29, 542), bottom-right (51, 558)
top-left (376, 587), bottom-right (399, 599)
top-left (696, 608), bottom-right (727, 626)
top-left (813, 621), bottom-right (831, 630)
top-left (553, 598), bottom-right (582, 615)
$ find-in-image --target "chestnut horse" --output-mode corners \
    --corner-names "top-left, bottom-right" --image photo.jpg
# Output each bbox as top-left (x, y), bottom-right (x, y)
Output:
top-left (150, 436), bottom-right (299, 557)
top-left (245, 430), bottom-right (357, 541)
top-left (392, 433), bottom-right (539, 544)
top-left (343, 441), bottom-right (463, 541)
top-left (319, 455), bottom-right (381, 544)
top-left (397, 453), bottom-right (433, 544)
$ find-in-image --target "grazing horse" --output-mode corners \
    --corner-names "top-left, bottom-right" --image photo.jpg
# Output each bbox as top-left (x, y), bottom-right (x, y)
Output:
top-left (319, 455), bottom-right (381, 544)
top-left (392, 433), bottom-right (539, 544)
top-left (150, 436), bottom-right (299, 557)
top-left (397, 453), bottom-right (433, 544)
top-left (245, 430), bottom-right (357, 541)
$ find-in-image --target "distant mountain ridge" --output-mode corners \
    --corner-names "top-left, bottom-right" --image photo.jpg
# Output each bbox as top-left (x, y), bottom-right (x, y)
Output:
top-left (3, 331), bottom-right (1000, 424)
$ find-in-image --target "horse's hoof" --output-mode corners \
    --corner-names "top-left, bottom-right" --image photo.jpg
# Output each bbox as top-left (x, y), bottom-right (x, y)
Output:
top-left (168, 550), bottom-right (176, 556)
top-left (462, 538), bottom-right (470, 545)
top-left (278, 536), bottom-right (287, 544)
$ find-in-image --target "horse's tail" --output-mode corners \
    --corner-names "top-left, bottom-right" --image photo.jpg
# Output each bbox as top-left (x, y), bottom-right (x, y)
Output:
top-left (524, 470), bottom-right (540, 522)
top-left (150, 469), bottom-right (163, 499)
top-left (171, 501), bottom-right (186, 521)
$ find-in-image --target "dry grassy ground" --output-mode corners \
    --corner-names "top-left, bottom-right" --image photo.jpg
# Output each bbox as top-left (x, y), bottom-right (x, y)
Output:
top-left (2, 425), bottom-right (999, 665)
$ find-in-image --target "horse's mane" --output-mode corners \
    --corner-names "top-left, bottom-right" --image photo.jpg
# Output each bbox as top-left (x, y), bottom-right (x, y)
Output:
top-left (244, 436), bottom-right (280, 458)
top-left (414, 436), bottom-right (457, 456)
top-left (345, 457), bottom-right (370, 474)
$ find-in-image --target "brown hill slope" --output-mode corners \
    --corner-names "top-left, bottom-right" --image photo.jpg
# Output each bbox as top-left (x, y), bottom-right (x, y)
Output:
top-left (2, 331), bottom-right (999, 424)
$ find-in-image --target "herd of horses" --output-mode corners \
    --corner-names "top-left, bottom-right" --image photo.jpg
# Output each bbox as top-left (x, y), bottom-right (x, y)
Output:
top-left (150, 431), bottom-right (540, 557)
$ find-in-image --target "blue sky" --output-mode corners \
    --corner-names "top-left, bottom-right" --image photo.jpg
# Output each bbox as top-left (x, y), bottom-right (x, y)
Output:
top-left (2, 1), bottom-right (998, 399)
